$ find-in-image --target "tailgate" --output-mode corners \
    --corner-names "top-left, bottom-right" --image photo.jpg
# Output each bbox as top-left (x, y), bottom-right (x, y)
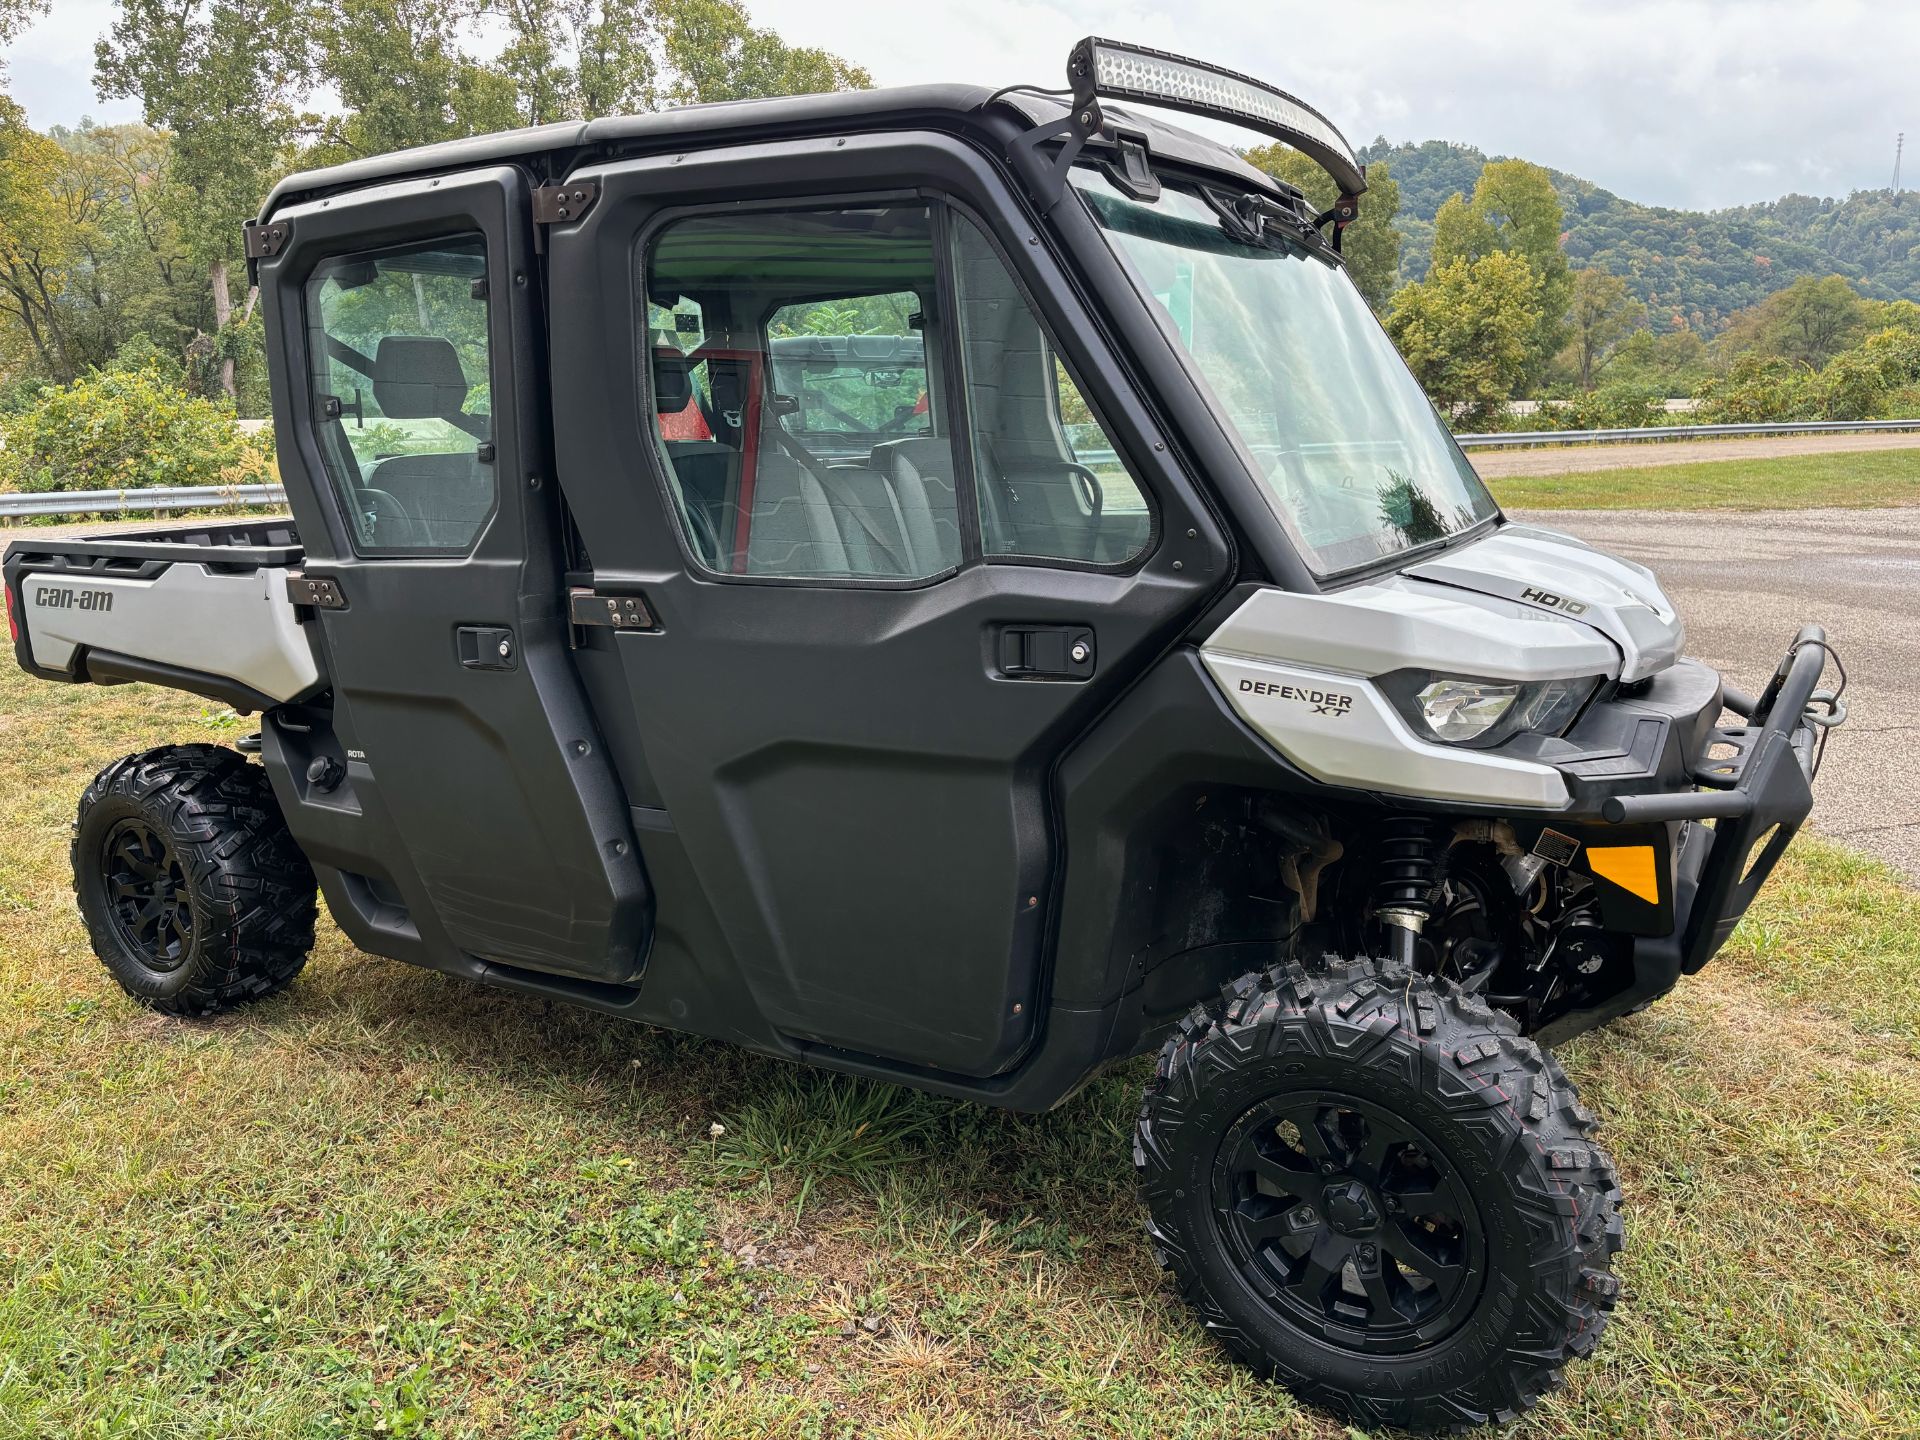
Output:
top-left (5, 526), bottom-right (323, 712)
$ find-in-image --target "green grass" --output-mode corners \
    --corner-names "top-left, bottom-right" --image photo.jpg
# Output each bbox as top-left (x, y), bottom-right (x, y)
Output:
top-left (1486, 447), bottom-right (1920, 510)
top-left (2, 664), bottom-right (1918, 1437)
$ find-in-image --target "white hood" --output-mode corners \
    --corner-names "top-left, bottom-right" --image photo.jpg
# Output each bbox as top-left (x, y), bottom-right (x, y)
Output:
top-left (1195, 522), bottom-right (1690, 808)
top-left (1406, 524), bottom-right (1684, 683)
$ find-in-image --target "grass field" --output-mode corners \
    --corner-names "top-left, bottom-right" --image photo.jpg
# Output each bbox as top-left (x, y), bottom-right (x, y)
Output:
top-left (1483, 447), bottom-right (1920, 510)
top-left (3, 671), bottom-right (1919, 1438)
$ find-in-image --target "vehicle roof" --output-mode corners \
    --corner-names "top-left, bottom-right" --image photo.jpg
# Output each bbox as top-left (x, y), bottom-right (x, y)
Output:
top-left (260, 84), bottom-right (1291, 216)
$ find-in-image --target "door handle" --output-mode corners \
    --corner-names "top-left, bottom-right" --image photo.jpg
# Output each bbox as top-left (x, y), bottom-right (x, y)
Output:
top-left (456, 625), bottom-right (517, 670)
top-left (995, 625), bottom-right (1095, 680)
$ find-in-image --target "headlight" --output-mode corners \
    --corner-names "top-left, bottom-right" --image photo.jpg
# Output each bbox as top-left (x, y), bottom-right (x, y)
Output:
top-left (1415, 678), bottom-right (1519, 742)
top-left (1390, 673), bottom-right (1598, 748)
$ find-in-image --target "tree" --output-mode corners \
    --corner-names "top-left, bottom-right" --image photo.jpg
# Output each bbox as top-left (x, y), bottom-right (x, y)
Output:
top-left (1566, 268), bottom-right (1645, 389)
top-left (0, 97), bottom-right (78, 382)
top-left (96, 0), bottom-right (311, 403)
top-left (304, 0), bottom-right (519, 161)
top-left (1430, 159), bottom-right (1570, 389)
top-left (658, 0), bottom-right (870, 104)
top-left (491, 0), bottom-right (659, 124)
top-left (1243, 145), bottom-right (1402, 311)
top-left (1608, 325), bottom-right (1710, 396)
top-left (0, 0), bottom-right (46, 51)
top-left (1716, 274), bottom-right (1871, 368)
top-left (1386, 249), bottom-right (1541, 428)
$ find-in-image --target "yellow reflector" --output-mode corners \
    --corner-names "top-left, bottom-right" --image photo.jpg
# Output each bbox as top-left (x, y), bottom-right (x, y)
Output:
top-left (1587, 845), bottom-right (1659, 904)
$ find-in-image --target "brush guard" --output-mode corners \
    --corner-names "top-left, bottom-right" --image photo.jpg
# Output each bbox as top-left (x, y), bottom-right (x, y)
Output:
top-left (1600, 625), bottom-right (1844, 974)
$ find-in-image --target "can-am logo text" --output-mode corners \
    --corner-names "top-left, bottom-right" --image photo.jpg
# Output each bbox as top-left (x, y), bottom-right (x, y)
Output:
top-left (1521, 586), bottom-right (1588, 616)
top-left (34, 586), bottom-right (113, 613)
top-left (1238, 678), bottom-right (1354, 716)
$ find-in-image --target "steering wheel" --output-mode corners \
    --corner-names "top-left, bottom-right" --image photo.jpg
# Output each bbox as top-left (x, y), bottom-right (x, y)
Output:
top-left (356, 487), bottom-right (420, 549)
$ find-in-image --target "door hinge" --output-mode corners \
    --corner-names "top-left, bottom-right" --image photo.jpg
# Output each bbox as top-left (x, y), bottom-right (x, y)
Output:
top-left (569, 587), bottom-right (657, 633)
top-left (244, 218), bottom-right (290, 259)
top-left (242, 217), bottom-right (290, 286)
top-left (285, 573), bottom-right (347, 612)
top-left (533, 181), bottom-right (599, 226)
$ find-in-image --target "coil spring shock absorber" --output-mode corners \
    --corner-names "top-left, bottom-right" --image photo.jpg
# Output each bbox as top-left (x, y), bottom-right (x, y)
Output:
top-left (1373, 816), bottom-right (1445, 968)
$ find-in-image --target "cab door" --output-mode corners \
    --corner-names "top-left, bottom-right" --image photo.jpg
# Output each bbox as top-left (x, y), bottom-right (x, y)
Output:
top-left (257, 166), bottom-right (651, 982)
top-left (546, 135), bottom-right (1230, 1078)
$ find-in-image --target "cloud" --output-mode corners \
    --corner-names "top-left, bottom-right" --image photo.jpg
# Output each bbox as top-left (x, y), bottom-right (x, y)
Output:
top-left (746, 0), bottom-right (1915, 209)
top-left (5, 0), bottom-right (1910, 209)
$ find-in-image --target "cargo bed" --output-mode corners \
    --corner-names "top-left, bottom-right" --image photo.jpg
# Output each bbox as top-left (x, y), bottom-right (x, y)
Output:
top-left (4, 518), bottom-right (324, 713)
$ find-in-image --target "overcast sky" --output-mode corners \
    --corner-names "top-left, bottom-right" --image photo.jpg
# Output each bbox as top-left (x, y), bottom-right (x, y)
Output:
top-left (6, 0), bottom-right (1911, 211)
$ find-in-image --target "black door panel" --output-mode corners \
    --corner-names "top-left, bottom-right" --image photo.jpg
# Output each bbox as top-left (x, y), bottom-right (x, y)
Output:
top-left (255, 166), bottom-right (652, 983)
top-left (546, 135), bottom-right (1230, 1078)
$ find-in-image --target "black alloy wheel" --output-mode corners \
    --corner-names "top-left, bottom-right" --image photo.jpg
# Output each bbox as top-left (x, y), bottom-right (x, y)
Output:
top-left (1214, 1093), bottom-right (1482, 1354)
top-left (100, 817), bottom-right (195, 973)
top-left (73, 745), bottom-right (318, 1016)
top-left (1134, 957), bottom-right (1623, 1432)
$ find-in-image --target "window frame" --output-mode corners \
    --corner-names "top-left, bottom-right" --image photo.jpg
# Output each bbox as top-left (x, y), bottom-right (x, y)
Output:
top-left (633, 187), bottom-right (1161, 589)
top-left (300, 231), bottom-right (504, 560)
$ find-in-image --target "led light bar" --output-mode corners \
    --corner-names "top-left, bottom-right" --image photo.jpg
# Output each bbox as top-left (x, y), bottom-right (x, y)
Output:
top-left (1069, 37), bottom-right (1367, 199)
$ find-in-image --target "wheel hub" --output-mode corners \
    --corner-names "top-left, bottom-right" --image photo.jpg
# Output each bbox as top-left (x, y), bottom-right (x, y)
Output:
top-left (101, 817), bottom-right (193, 972)
top-left (1321, 1179), bottom-right (1380, 1235)
top-left (1213, 1091), bottom-right (1485, 1354)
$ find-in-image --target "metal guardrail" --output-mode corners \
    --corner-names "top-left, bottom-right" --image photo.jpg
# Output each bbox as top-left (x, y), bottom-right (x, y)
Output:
top-left (0, 484), bottom-right (287, 519)
top-left (4, 418), bottom-right (1917, 517)
top-left (1454, 418), bottom-right (1920, 449)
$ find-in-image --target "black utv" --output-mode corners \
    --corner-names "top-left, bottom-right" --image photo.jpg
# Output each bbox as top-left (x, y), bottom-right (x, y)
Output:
top-left (3, 38), bottom-right (1846, 1432)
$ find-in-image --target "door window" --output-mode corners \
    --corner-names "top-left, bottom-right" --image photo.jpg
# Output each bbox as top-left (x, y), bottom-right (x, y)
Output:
top-left (643, 206), bottom-right (962, 580)
top-left (305, 236), bottom-right (497, 553)
top-left (949, 216), bottom-right (1154, 566)
top-left (642, 202), bottom-right (1154, 580)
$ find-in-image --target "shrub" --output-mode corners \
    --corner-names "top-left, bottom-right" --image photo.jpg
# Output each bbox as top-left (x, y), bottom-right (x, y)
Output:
top-left (1692, 354), bottom-right (1819, 424)
top-left (0, 365), bottom-right (274, 497)
top-left (1522, 383), bottom-right (1671, 431)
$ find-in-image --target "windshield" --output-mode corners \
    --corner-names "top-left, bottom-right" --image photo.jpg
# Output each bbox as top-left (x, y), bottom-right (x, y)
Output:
top-left (1074, 172), bottom-right (1499, 575)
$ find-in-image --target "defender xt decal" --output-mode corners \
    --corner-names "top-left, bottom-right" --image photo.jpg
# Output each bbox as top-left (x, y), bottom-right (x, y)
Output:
top-left (1235, 678), bottom-right (1353, 716)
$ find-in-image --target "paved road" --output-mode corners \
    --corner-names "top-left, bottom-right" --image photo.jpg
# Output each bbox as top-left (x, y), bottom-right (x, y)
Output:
top-left (1476, 429), bottom-right (1920, 478)
top-left (1516, 506), bottom-right (1920, 881)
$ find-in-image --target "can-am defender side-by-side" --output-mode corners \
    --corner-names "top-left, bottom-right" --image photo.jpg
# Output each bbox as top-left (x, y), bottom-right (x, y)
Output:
top-left (4, 39), bottom-right (1848, 1431)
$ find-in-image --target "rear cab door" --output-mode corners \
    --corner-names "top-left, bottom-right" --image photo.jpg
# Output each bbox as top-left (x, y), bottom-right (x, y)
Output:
top-left (255, 166), bottom-right (651, 983)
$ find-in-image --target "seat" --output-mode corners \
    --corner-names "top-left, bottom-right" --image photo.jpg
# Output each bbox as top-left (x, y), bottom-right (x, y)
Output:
top-left (363, 452), bottom-right (493, 549)
top-left (743, 452), bottom-right (851, 576)
top-left (664, 439), bottom-right (735, 563)
top-left (868, 438), bottom-right (962, 573)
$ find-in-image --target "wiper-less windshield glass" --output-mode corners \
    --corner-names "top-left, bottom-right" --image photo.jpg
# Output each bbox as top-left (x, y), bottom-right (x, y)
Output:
top-left (1075, 173), bottom-right (1498, 575)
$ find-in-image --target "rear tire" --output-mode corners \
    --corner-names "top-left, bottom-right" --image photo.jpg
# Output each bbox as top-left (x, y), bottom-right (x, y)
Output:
top-left (73, 745), bottom-right (318, 1016)
top-left (1134, 957), bottom-right (1622, 1433)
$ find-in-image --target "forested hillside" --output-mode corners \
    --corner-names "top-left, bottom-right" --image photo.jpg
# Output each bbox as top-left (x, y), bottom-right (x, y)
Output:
top-left (1365, 139), bottom-right (1920, 332)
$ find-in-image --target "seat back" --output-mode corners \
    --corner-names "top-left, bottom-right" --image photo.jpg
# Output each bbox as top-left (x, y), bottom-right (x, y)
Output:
top-left (869, 438), bottom-right (962, 573)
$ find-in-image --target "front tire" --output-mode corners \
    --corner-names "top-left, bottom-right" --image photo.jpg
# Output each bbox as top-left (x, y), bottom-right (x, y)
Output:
top-left (1134, 958), bottom-right (1622, 1432)
top-left (73, 745), bottom-right (318, 1016)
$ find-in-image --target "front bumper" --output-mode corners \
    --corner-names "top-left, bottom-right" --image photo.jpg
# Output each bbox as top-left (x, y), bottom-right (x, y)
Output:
top-left (1603, 624), bottom-right (1839, 974)
top-left (1529, 626), bottom-right (1840, 1045)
